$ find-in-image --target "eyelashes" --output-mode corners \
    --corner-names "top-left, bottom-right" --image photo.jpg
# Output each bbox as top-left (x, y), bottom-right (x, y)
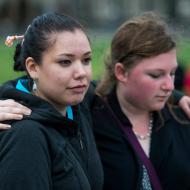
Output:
top-left (57, 57), bottom-right (92, 66)
top-left (83, 57), bottom-right (92, 65)
top-left (148, 72), bottom-right (175, 79)
top-left (58, 60), bottom-right (71, 65)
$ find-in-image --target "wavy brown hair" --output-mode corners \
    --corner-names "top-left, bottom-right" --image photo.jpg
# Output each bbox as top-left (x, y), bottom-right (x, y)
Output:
top-left (96, 11), bottom-right (176, 96)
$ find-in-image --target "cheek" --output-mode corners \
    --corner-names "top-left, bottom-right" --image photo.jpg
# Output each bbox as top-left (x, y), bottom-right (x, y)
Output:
top-left (39, 68), bottom-right (69, 90)
top-left (50, 67), bottom-right (69, 83)
top-left (127, 78), bottom-right (157, 100)
top-left (85, 65), bottom-right (92, 80)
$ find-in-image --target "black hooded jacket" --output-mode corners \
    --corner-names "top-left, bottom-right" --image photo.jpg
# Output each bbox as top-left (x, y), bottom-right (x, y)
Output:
top-left (0, 79), bottom-right (103, 190)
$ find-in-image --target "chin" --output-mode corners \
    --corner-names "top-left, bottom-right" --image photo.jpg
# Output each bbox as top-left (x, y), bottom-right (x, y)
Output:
top-left (152, 103), bottom-right (166, 111)
top-left (69, 97), bottom-right (85, 106)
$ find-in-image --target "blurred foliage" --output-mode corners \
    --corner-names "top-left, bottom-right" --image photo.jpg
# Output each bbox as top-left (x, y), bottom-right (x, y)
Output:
top-left (177, 38), bottom-right (190, 67)
top-left (91, 37), bottom-right (110, 79)
top-left (0, 40), bottom-right (23, 83)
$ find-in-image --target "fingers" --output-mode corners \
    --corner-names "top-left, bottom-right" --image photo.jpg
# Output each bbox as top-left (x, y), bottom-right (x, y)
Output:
top-left (0, 113), bottom-right (24, 129)
top-left (0, 107), bottom-right (31, 116)
top-left (0, 113), bottom-right (24, 121)
top-left (0, 99), bottom-right (19, 106)
top-left (179, 96), bottom-right (190, 119)
top-left (0, 99), bottom-right (32, 130)
top-left (183, 104), bottom-right (190, 119)
top-left (0, 123), bottom-right (11, 129)
top-left (0, 99), bottom-right (28, 108)
top-left (0, 99), bottom-right (31, 117)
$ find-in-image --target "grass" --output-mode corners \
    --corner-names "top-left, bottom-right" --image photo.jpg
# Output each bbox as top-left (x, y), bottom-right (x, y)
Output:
top-left (1, 36), bottom-right (190, 84)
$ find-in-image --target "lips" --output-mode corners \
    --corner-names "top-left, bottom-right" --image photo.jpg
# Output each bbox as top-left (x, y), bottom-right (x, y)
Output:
top-left (156, 95), bottom-right (170, 101)
top-left (69, 85), bottom-right (87, 93)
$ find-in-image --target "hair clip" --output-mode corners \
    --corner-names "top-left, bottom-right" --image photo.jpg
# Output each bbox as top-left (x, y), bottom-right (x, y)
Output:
top-left (5, 35), bottom-right (24, 47)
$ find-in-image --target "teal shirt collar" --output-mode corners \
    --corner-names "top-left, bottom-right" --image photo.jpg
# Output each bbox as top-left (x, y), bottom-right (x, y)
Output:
top-left (16, 79), bottom-right (73, 120)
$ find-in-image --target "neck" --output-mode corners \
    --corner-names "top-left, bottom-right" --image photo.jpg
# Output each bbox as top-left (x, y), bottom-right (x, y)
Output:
top-left (116, 87), bottom-right (152, 137)
top-left (33, 90), bottom-right (67, 116)
top-left (116, 87), bottom-right (149, 120)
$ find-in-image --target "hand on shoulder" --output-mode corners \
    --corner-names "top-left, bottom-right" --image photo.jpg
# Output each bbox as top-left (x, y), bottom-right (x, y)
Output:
top-left (179, 96), bottom-right (190, 119)
top-left (0, 99), bottom-right (31, 129)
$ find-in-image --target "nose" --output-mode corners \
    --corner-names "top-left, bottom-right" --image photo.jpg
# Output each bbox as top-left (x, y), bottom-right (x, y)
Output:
top-left (74, 62), bottom-right (86, 79)
top-left (161, 76), bottom-right (175, 91)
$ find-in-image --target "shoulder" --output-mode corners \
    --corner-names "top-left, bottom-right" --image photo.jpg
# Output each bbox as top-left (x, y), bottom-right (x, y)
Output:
top-left (161, 105), bottom-right (190, 134)
top-left (0, 119), bottom-right (52, 168)
top-left (156, 106), bottom-right (190, 149)
top-left (13, 119), bottom-right (45, 135)
top-left (0, 120), bottom-right (52, 189)
top-left (0, 119), bottom-right (48, 149)
top-left (162, 104), bottom-right (190, 122)
top-left (171, 89), bottom-right (184, 104)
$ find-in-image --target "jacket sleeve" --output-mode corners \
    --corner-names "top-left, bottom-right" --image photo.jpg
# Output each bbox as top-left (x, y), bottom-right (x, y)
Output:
top-left (0, 120), bottom-right (51, 190)
top-left (172, 89), bottom-right (184, 105)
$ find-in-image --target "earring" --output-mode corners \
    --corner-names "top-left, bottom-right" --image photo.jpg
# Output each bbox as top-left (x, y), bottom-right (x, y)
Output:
top-left (32, 80), bottom-right (37, 92)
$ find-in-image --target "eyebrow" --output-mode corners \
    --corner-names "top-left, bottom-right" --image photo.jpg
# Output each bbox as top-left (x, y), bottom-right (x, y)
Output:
top-left (58, 51), bottom-right (92, 57)
top-left (146, 66), bottom-right (178, 71)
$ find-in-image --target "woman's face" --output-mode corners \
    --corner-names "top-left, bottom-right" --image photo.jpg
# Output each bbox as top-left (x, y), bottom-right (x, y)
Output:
top-left (34, 29), bottom-right (92, 113)
top-left (120, 49), bottom-right (177, 111)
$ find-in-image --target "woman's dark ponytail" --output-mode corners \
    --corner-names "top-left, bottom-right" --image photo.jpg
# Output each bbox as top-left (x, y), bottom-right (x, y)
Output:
top-left (13, 43), bottom-right (25, 71)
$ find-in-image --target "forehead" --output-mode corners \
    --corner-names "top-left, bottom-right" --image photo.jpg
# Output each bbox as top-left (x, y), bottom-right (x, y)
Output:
top-left (131, 50), bottom-right (177, 71)
top-left (47, 29), bottom-right (91, 54)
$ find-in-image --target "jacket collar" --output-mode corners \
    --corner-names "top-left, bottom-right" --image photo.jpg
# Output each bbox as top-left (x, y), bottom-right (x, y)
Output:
top-left (107, 88), bottom-right (175, 171)
top-left (0, 77), bottom-right (79, 136)
top-left (107, 88), bottom-right (132, 127)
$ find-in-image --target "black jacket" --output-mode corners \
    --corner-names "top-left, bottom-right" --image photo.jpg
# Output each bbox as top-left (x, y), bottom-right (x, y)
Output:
top-left (91, 89), bottom-right (190, 190)
top-left (0, 79), bottom-right (103, 190)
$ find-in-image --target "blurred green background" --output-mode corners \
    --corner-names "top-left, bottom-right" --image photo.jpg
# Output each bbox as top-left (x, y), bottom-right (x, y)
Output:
top-left (1, 36), bottom-right (190, 84)
top-left (0, 35), bottom-right (111, 83)
top-left (1, 0), bottom-right (190, 87)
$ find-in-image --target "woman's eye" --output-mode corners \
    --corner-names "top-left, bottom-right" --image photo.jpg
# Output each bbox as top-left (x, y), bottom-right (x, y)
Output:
top-left (83, 57), bottom-right (92, 65)
top-left (149, 72), bottom-right (175, 79)
top-left (149, 73), bottom-right (161, 78)
top-left (58, 60), bottom-right (71, 65)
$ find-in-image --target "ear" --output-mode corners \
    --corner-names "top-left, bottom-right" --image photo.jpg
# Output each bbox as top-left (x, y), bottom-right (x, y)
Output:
top-left (25, 57), bottom-right (39, 80)
top-left (114, 62), bottom-right (128, 83)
